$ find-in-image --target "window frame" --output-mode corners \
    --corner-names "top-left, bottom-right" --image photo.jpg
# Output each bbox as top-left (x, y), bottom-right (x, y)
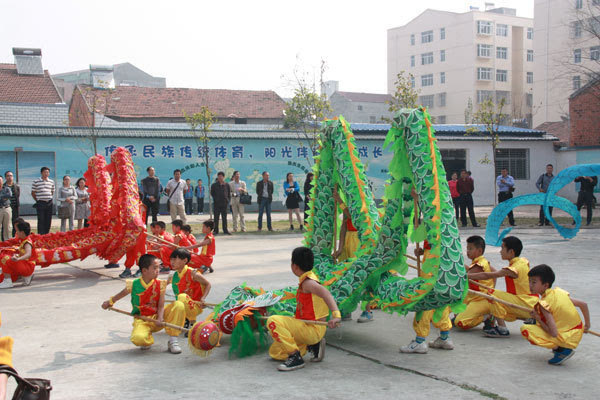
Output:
top-left (440, 27), bottom-right (446, 40)
top-left (527, 72), bottom-right (534, 84)
top-left (573, 75), bottom-right (581, 90)
top-left (420, 94), bottom-right (434, 109)
top-left (527, 50), bottom-right (534, 62)
top-left (477, 44), bottom-right (493, 58)
top-left (440, 49), bottom-right (446, 62)
top-left (496, 23), bottom-right (508, 37)
top-left (410, 34), bottom-right (415, 46)
top-left (440, 71), bottom-right (446, 84)
top-left (591, 46), bottom-right (600, 61)
top-left (477, 67), bottom-right (493, 81)
top-left (421, 30), bottom-right (433, 44)
top-left (496, 46), bottom-right (508, 59)
top-left (527, 27), bottom-right (534, 40)
top-left (421, 52), bottom-right (434, 65)
top-left (477, 20), bottom-right (493, 35)
top-left (496, 69), bottom-right (508, 82)
top-left (421, 74), bottom-right (434, 87)
top-left (495, 148), bottom-right (530, 180)
top-left (574, 48), bottom-right (582, 63)
top-left (477, 90), bottom-right (494, 104)
top-left (411, 55), bottom-right (415, 67)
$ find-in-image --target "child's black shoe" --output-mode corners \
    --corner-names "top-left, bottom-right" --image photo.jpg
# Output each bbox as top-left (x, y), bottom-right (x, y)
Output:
top-left (307, 338), bottom-right (326, 362)
top-left (277, 351), bottom-right (305, 371)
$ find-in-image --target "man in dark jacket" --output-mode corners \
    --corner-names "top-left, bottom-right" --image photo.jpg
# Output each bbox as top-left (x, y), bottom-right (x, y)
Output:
top-left (3, 171), bottom-right (19, 236)
top-left (457, 169), bottom-right (479, 227)
top-left (211, 171), bottom-right (231, 235)
top-left (536, 164), bottom-right (555, 226)
top-left (574, 175), bottom-right (598, 226)
top-left (256, 171), bottom-right (274, 231)
top-left (141, 166), bottom-right (161, 224)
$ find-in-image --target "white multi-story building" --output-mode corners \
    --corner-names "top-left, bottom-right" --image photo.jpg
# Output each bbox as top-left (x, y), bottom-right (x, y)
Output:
top-left (533, 0), bottom-right (600, 128)
top-left (387, 7), bottom-right (534, 126)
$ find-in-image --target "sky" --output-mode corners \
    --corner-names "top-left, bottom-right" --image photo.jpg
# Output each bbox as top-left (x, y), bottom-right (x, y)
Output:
top-left (0, 0), bottom-right (533, 98)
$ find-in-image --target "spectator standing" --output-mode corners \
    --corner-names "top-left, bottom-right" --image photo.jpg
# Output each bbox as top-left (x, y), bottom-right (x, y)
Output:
top-left (496, 168), bottom-right (516, 226)
top-left (0, 177), bottom-right (12, 241)
top-left (211, 171), bottom-right (231, 235)
top-left (284, 172), bottom-right (303, 231)
top-left (141, 166), bottom-right (161, 225)
top-left (303, 172), bottom-right (314, 225)
top-left (57, 175), bottom-right (77, 232)
top-left (3, 171), bottom-right (19, 237)
top-left (184, 178), bottom-right (194, 215)
top-left (31, 167), bottom-right (55, 235)
top-left (256, 171), bottom-right (274, 231)
top-left (574, 175), bottom-right (598, 226)
top-left (457, 169), bottom-right (480, 227)
top-left (195, 179), bottom-right (205, 214)
top-left (74, 177), bottom-right (91, 229)
top-left (447, 172), bottom-right (460, 221)
top-left (535, 164), bottom-right (555, 226)
top-left (229, 171), bottom-right (247, 232)
top-left (166, 169), bottom-right (187, 223)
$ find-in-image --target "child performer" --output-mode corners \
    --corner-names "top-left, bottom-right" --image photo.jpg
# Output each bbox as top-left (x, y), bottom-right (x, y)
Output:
top-left (101, 254), bottom-right (185, 354)
top-left (148, 221), bottom-right (174, 272)
top-left (400, 241), bottom-right (454, 353)
top-left (184, 220), bottom-right (215, 274)
top-left (455, 235), bottom-right (500, 330)
top-left (266, 247), bottom-right (341, 371)
top-left (521, 264), bottom-right (590, 365)
top-left (182, 225), bottom-right (199, 254)
top-left (171, 220), bottom-right (192, 247)
top-left (468, 236), bottom-right (538, 338)
top-left (167, 249), bottom-right (211, 327)
top-left (0, 221), bottom-right (35, 289)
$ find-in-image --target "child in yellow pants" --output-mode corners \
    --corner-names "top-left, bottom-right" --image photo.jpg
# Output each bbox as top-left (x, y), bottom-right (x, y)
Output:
top-left (102, 254), bottom-right (185, 354)
top-left (266, 247), bottom-right (341, 371)
top-left (520, 264), bottom-right (590, 365)
top-left (400, 307), bottom-right (453, 354)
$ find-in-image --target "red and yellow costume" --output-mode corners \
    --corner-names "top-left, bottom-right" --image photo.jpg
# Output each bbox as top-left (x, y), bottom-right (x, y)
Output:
top-left (521, 287), bottom-right (584, 350)
top-left (267, 271), bottom-right (329, 360)
top-left (189, 233), bottom-right (215, 269)
top-left (187, 234), bottom-right (199, 254)
top-left (0, 236), bottom-right (36, 283)
top-left (0, 313), bottom-right (13, 368)
top-left (172, 265), bottom-right (205, 321)
top-left (126, 277), bottom-right (184, 347)
top-left (153, 231), bottom-right (174, 268)
top-left (339, 218), bottom-right (359, 262)
top-left (455, 256), bottom-right (505, 329)
top-left (490, 257), bottom-right (539, 321)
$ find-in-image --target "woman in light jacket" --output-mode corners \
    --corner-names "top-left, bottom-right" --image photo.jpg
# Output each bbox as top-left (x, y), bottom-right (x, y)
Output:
top-left (57, 175), bottom-right (77, 232)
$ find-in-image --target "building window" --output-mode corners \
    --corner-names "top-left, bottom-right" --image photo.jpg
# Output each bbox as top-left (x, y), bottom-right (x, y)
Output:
top-left (496, 69), bottom-right (508, 82)
top-left (527, 50), bottom-right (534, 62)
top-left (526, 93), bottom-right (533, 107)
top-left (421, 52), bottom-right (434, 65)
top-left (411, 55), bottom-right (415, 67)
top-left (410, 76), bottom-right (416, 88)
top-left (574, 48), bottom-right (582, 63)
top-left (437, 115), bottom-right (447, 124)
top-left (477, 90), bottom-right (494, 103)
top-left (573, 75), bottom-right (581, 90)
top-left (410, 34), bottom-right (415, 45)
top-left (575, 0), bottom-right (583, 9)
top-left (496, 90), bottom-right (511, 104)
top-left (440, 49), bottom-right (446, 62)
top-left (437, 92), bottom-right (447, 107)
top-left (369, 116), bottom-right (376, 123)
top-left (477, 67), bottom-right (493, 81)
top-left (440, 71), bottom-right (446, 84)
top-left (421, 30), bottom-right (433, 43)
top-left (477, 44), bottom-right (493, 57)
top-left (477, 20), bottom-right (493, 35)
top-left (527, 72), bottom-right (534, 84)
top-left (357, 105), bottom-right (363, 111)
top-left (591, 46), bottom-right (600, 61)
top-left (574, 21), bottom-right (583, 38)
top-left (496, 24), bottom-right (508, 37)
top-left (497, 46), bottom-right (508, 59)
top-left (527, 27), bottom-right (534, 39)
top-left (234, 118), bottom-right (247, 124)
top-left (495, 149), bottom-right (529, 180)
top-left (421, 74), bottom-right (434, 86)
top-left (420, 94), bottom-right (434, 108)
top-left (440, 27), bottom-right (446, 40)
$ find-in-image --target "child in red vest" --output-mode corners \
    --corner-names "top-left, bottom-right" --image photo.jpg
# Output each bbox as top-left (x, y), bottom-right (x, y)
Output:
top-left (185, 220), bottom-right (215, 274)
top-left (181, 224), bottom-right (198, 254)
top-left (0, 221), bottom-right (35, 289)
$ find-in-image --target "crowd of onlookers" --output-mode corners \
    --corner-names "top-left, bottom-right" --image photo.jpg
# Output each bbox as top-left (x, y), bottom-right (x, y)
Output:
top-left (0, 164), bottom-right (596, 238)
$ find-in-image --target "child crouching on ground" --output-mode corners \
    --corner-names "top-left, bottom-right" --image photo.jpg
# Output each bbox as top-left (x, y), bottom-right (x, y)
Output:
top-left (521, 264), bottom-right (590, 365)
top-left (267, 246), bottom-right (341, 371)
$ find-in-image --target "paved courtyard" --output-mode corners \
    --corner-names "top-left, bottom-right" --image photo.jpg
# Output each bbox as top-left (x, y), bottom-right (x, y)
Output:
top-left (1, 226), bottom-right (599, 399)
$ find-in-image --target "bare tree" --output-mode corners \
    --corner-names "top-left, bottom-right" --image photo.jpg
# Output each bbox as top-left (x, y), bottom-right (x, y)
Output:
top-left (185, 107), bottom-right (216, 218)
top-left (384, 71), bottom-right (420, 122)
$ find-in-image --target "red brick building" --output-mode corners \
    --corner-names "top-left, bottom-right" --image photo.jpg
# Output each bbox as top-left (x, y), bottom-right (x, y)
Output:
top-left (569, 79), bottom-right (600, 147)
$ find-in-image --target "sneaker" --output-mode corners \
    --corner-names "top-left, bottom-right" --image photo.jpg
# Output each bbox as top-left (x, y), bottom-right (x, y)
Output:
top-left (289, 225), bottom-right (294, 231)
top-left (277, 351), bottom-right (305, 371)
top-left (548, 348), bottom-right (574, 365)
top-left (357, 311), bottom-right (374, 323)
top-left (483, 318), bottom-right (494, 331)
top-left (429, 337), bottom-right (454, 350)
top-left (208, 267), bottom-right (214, 273)
top-left (104, 263), bottom-right (120, 269)
top-left (307, 338), bottom-right (326, 362)
top-left (168, 340), bottom-right (182, 354)
top-left (0, 277), bottom-right (13, 289)
top-left (400, 340), bottom-right (428, 354)
top-left (119, 269), bottom-right (133, 278)
top-left (22, 274), bottom-right (34, 286)
top-left (133, 269), bottom-right (142, 278)
top-left (483, 326), bottom-right (510, 338)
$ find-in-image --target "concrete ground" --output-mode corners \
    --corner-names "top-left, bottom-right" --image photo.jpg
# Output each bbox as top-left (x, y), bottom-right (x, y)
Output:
top-left (1, 226), bottom-right (599, 399)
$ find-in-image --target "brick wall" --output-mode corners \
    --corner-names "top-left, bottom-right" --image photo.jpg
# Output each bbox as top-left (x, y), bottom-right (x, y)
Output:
top-left (69, 88), bottom-right (93, 127)
top-left (569, 82), bottom-right (600, 147)
top-left (0, 103), bottom-right (69, 126)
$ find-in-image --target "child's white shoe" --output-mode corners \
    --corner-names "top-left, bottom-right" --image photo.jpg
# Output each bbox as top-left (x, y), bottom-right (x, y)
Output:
top-left (399, 340), bottom-right (428, 354)
top-left (429, 337), bottom-right (454, 350)
top-left (0, 277), bottom-right (13, 289)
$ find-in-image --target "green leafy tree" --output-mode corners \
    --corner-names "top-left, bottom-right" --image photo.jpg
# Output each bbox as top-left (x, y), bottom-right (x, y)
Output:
top-left (185, 107), bottom-right (216, 218)
top-left (385, 71), bottom-right (420, 121)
